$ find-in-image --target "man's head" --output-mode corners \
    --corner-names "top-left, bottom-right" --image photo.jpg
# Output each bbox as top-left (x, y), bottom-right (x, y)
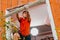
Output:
top-left (22, 11), bottom-right (30, 18)
top-left (22, 11), bottom-right (31, 22)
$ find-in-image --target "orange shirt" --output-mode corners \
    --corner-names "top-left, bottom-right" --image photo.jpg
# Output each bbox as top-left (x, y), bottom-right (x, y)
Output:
top-left (19, 18), bottom-right (30, 36)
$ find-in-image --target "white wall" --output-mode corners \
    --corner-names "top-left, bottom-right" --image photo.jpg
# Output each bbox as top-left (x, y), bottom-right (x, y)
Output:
top-left (28, 4), bottom-right (50, 26)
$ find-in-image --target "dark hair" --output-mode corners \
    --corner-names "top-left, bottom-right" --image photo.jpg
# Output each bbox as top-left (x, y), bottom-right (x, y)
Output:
top-left (23, 11), bottom-right (31, 22)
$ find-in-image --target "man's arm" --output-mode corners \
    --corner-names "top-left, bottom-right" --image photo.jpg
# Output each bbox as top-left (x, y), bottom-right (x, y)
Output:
top-left (16, 13), bottom-right (20, 22)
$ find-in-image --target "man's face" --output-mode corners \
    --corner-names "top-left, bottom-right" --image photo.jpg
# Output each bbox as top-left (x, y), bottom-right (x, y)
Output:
top-left (22, 12), bottom-right (27, 18)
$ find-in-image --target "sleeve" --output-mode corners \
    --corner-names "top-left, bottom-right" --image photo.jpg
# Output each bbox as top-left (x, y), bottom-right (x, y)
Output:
top-left (19, 17), bottom-right (22, 22)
